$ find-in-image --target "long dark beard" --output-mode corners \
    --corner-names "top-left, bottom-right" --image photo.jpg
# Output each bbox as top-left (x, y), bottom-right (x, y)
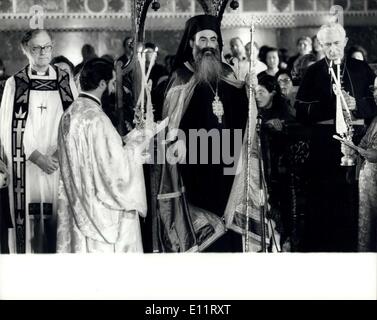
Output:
top-left (193, 46), bottom-right (222, 84)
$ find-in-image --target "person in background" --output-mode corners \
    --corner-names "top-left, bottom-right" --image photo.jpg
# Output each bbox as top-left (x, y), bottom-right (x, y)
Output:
top-left (347, 45), bottom-right (368, 62)
top-left (258, 45), bottom-right (270, 65)
top-left (340, 80), bottom-right (377, 252)
top-left (349, 114), bottom-right (377, 252)
top-left (276, 69), bottom-right (297, 118)
top-left (115, 36), bottom-right (135, 134)
top-left (312, 35), bottom-right (325, 61)
top-left (223, 53), bottom-right (232, 64)
top-left (228, 37), bottom-right (248, 79)
top-left (244, 41), bottom-right (267, 77)
top-left (278, 48), bottom-right (289, 70)
top-left (144, 42), bottom-right (168, 91)
top-left (259, 47), bottom-right (280, 77)
top-left (164, 54), bottom-right (175, 75)
top-left (51, 55), bottom-right (75, 80)
top-left (255, 74), bottom-right (293, 250)
top-left (256, 73), bottom-right (293, 132)
top-left (117, 36), bottom-right (134, 69)
top-left (73, 44), bottom-right (97, 77)
top-left (287, 36), bottom-right (313, 71)
top-left (292, 53), bottom-right (317, 85)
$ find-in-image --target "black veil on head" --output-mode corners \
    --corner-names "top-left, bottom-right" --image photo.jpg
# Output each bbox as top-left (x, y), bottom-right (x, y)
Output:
top-left (172, 14), bottom-right (223, 72)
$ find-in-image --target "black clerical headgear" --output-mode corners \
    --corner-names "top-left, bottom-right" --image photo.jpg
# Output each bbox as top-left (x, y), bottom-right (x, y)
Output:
top-left (172, 14), bottom-right (223, 72)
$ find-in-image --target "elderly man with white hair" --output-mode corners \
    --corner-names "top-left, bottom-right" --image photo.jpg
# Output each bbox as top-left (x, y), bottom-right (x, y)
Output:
top-left (0, 29), bottom-right (78, 253)
top-left (294, 22), bottom-right (377, 252)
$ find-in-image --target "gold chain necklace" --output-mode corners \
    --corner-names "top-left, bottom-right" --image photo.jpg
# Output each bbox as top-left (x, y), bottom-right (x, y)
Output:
top-left (206, 80), bottom-right (224, 124)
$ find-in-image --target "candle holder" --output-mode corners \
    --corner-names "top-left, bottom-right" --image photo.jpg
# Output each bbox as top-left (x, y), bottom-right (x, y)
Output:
top-left (133, 44), bottom-right (158, 132)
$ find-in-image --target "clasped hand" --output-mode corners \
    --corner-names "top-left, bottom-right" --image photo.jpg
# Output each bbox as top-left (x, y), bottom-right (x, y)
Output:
top-left (122, 128), bottom-right (152, 164)
top-left (359, 148), bottom-right (377, 163)
top-left (36, 154), bottom-right (59, 174)
top-left (0, 160), bottom-right (10, 188)
top-left (266, 118), bottom-right (284, 131)
top-left (342, 90), bottom-right (356, 111)
top-left (341, 143), bottom-right (377, 163)
top-left (245, 70), bottom-right (258, 90)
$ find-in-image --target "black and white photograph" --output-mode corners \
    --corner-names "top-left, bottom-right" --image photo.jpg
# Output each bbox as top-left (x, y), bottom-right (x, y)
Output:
top-left (0, 0), bottom-right (376, 301)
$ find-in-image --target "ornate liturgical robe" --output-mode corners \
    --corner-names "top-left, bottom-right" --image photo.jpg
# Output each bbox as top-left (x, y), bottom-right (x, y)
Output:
top-left (0, 65), bottom-right (77, 253)
top-left (56, 94), bottom-right (147, 253)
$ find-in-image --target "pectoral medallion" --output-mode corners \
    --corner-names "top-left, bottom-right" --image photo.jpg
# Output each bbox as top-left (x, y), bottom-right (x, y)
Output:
top-left (212, 94), bottom-right (224, 124)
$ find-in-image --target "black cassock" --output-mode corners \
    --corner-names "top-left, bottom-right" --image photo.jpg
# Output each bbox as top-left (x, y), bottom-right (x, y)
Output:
top-left (179, 80), bottom-right (248, 252)
top-left (295, 57), bottom-right (377, 252)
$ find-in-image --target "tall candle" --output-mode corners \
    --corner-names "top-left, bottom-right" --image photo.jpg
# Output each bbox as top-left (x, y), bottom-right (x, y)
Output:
top-left (141, 48), bottom-right (146, 119)
top-left (146, 46), bottom-right (158, 81)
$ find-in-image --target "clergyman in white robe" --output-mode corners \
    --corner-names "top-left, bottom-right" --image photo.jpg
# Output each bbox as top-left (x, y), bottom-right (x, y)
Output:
top-left (0, 64), bottom-right (77, 253)
top-left (56, 92), bottom-right (147, 253)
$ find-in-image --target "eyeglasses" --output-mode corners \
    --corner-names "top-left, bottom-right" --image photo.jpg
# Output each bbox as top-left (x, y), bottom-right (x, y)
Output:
top-left (278, 78), bottom-right (292, 84)
top-left (29, 44), bottom-right (53, 54)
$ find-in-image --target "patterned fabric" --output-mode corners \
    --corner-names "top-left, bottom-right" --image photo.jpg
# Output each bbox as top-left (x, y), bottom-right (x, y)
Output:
top-left (56, 96), bottom-right (147, 253)
top-left (159, 62), bottom-right (277, 252)
top-left (0, 65), bottom-right (75, 253)
top-left (358, 117), bottom-right (377, 252)
top-left (155, 63), bottom-right (245, 252)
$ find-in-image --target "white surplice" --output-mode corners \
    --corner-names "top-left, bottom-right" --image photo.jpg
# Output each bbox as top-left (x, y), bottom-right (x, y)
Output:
top-left (56, 94), bottom-right (147, 253)
top-left (0, 65), bottom-right (78, 253)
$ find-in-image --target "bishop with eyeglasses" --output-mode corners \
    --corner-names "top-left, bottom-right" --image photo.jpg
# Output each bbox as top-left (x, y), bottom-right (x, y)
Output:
top-left (0, 29), bottom-right (78, 253)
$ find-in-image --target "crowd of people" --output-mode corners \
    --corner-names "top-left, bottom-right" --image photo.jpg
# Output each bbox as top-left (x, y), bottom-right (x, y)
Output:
top-left (0, 15), bottom-right (376, 254)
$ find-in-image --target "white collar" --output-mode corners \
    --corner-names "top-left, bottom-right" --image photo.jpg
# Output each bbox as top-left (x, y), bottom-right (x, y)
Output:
top-left (79, 92), bottom-right (102, 106)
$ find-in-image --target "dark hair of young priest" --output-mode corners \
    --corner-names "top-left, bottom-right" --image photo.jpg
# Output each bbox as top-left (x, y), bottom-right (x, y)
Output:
top-left (79, 58), bottom-right (114, 91)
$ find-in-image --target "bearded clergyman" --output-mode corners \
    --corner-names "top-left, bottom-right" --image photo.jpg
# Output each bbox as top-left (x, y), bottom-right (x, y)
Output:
top-left (56, 58), bottom-right (148, 253)
top-left (153, 15), bottom-right (276, 253)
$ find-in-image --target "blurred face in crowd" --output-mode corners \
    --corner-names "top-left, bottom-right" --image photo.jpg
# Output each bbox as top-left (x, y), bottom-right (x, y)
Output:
top-left (191, 29), bottom-right (222, 83)
top-left (230, 38), bottom-right (245, 58)
top-left (312, 36), bottom-right (323, 53)
top-left (245, 42), bottom-right (258, 62)
top-left (277, 73), bottom-right (293, 97)
top-left (255, 85), bottom-right (275, 109)
top-left (145, 48), bottom-right (155, 65)
top-left (107, 70), bottom-right (116, 95)
top-left (124, 38), bottom-right (133, 57)
top-left (319, 28), bottom-right (348, 61)
top-left (351, 51), bottom-right (364, 61)
top-left (266, 50), bottom-right (279, 70)
top-left (297, 39), bottom-right (312, 56)
top-left (23, 31), bottom-right (53, 69)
